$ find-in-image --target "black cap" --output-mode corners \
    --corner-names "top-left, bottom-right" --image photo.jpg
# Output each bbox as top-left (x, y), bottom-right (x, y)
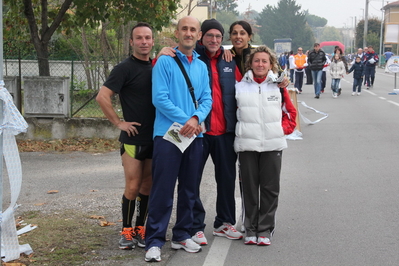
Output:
top-left (201, 19), bottom-right (224, 40)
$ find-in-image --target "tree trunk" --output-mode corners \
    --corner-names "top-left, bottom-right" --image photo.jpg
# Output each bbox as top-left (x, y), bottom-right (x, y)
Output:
top-left (37, 41), bottom-right (50, 76)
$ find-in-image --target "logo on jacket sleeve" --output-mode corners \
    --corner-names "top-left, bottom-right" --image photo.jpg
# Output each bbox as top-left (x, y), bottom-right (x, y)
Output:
top-left (223, 67), bottom-right (233, 73)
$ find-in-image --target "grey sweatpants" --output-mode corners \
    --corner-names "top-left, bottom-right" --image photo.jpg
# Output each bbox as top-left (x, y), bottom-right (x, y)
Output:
top-left (238, 150), bottom-right (282, 238)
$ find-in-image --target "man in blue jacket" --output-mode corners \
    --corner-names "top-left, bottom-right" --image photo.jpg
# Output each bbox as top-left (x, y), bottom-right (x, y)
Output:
top-left (144, 16), bottom-right (212, 263)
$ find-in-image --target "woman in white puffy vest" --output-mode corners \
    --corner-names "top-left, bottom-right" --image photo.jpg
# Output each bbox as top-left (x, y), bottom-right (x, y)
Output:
top-left (234, 45), bottom-right (297, 246)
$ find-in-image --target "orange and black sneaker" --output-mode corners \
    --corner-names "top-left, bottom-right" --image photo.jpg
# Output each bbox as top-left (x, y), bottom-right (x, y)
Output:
top-left (134, 226), bottom-right (146, 248)
top-left (119, 227), bottom-right (135, 250)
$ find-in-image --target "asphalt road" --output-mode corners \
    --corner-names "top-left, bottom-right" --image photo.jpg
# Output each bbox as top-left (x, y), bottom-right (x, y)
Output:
top-left (5, 67), bottom-right (399, 265)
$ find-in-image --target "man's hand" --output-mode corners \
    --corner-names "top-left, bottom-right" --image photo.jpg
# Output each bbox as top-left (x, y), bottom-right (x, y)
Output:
top-left (117, 121), bottom-right (141, 137)
top-left (222, 49), bottom-right (234, 62)
top-left (156, 47), bottom-right (176, 59)
top-left (180, 117), bottom-right (200, 138)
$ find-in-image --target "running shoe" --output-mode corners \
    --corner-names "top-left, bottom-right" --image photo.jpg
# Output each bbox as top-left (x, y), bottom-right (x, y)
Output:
top-left (145, 246), bottom-right (161, 262)
top-left (257, 236), bottom-right (271, 246)
top-left (244, 236), bottom-right (257, 245)
top-left (213, 223), bottom-right (243, 240)
top-left (192, 231), bottom-right (208, 245)
top-left (134, 226), bottom-right (145, 248)
top-left (119, 227), bottom-right (135, 250)
top-left (171, 238), bottom-right (202, 253)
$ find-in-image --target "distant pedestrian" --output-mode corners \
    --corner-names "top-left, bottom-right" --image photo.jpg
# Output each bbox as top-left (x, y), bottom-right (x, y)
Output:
top-left (362, 45), bottom-right (379, 89)
top-left (288, 50), bottom-right (295, 83)
top-left (321, 54), bottom-right (331, 93)
top-left (293, 47), bottom-right (308, 93)
top-left (330, 53), bottom-right (345, 98)
top-left (347, 56), bottom-right (365, 96)
top-left (305, 50), bottom-right (313, 85)
top-left (384, 49), bottom-right (394, 72)
top-left (307, 43), bottom-right (326, 98)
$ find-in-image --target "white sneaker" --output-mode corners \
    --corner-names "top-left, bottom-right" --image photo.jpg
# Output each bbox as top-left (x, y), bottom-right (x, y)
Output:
top-left (145, 246), bottom-right (161, 262)
top-left (171, 238), bottom-right (201, 253)
top-left (192, 231), bottom-right (208, 245)
top-left (244, 236), bottom-right (257, 245)
top-left (257, 236), bottom-right (271, 246)
top-left (352, 92), bottom-right (356, 96)
top-left (333, 92), bottom-right (337, 98)
top-left (357, 92), bottom-right (361, 96)
top-left (213, 223), bottom-right (243, 240)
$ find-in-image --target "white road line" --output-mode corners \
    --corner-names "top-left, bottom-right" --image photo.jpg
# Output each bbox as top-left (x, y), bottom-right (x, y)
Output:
top-left (379, 97), bottom-right (386, 100)
top-left (202, 197), bottom-right (242, 266)
top-left (387, 100), bottom-right (399, 107)
top-left (202, 237), bottom-right (231, 266)
top-left (365, 90), bottom-right (377, 95)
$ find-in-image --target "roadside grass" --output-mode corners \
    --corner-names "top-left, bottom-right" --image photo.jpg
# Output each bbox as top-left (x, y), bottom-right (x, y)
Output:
top-left (17, 138), bottom-right (120, 153)
top-left (14, 210), bottom-right (118, 265)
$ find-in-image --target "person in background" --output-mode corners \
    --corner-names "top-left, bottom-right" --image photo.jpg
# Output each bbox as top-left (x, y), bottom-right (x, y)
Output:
top-left (305, 50), bottom-right (313, 85)
top-left (307, 43), bottom-right (326, 98)
top-left (288, 50), bottom-right (295, 83)
top-left (362, 45), bottom-right (379, 89)
top-left (333, 47), bottom-right (348, 96)
top-left (362, 46), bottom-right (369, 85)
top-left (351, 48), bottom-right (364, 64)
top-left (293, 47), bottom-right (308, 94)
top-left (321, 54), bottom-right (331, 93)
top-left (278, 52), bottom-right (287, 70)
top-left (234, 45), bottom-right (296, 246)
top-left (96, 22), bottom-right (155, 250)
top-left (384, 49), bottom-right (394, 72)
top-left (329, 53), bottom-right (345, 98)
top-left (347, 56), bottom-right (365, 96)
top-left (144, 16), bottom-right (212, 262)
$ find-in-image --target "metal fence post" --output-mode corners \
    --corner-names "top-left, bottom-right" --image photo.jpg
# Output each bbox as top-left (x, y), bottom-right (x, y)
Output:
top-left (70, 59), bottom-right (74, 117)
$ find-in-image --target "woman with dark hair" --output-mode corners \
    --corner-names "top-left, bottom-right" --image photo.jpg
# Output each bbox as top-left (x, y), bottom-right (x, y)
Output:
top-left (228, 20), bottom-right (255, 75)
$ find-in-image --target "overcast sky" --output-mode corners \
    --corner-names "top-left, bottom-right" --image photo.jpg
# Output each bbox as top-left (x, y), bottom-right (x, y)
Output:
top-left (236, 0), bottom-right (386, 28)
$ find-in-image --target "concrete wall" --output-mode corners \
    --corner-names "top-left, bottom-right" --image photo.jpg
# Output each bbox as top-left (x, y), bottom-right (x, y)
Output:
top-left (17, 117), bottom-right (120, 140)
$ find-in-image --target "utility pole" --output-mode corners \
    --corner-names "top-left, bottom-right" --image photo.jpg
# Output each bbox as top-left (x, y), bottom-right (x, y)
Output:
top-left (379, 0), bottom-right (384, 68)
top-left (363, 0), bottom-right (369, 48)
top-left (354, 16), bottom-right (357, 49)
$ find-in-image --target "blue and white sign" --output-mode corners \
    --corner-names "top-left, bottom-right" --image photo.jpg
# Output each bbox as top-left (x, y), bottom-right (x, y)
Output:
top-left (387, 56), bottom-right (399, 73)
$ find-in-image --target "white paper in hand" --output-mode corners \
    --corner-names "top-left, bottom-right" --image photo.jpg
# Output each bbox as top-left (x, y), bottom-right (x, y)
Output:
top-left (163, 122), bottom-right (196, 153)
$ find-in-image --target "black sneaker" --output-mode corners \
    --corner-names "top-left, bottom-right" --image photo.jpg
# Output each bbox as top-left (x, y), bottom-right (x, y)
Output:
top-left (338, 88), bottom-right (342, 96)
top-left (168, 129), bottom-right (182, 143)
top-left (119, 227), bottom-right (135, 250)
top-left (134, 226), bottom-right (145, 248)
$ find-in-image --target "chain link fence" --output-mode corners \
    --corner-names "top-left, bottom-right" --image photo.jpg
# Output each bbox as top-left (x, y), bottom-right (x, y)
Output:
top-left (3, 55), bottom-right (122, 118)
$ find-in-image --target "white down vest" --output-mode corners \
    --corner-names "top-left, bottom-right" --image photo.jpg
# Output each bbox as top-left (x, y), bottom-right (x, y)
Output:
top-left (234, 70), bottom-right (287, 153)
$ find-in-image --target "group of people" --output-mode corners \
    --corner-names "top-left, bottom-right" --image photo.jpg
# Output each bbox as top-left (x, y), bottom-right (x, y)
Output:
top-left (96, 16), bottom-right (297, 263)
top-left (282, 44), bottom-right (381, 98)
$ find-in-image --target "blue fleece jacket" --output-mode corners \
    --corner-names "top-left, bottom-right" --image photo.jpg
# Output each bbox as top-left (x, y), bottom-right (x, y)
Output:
top-left (152, 48), bottom-right (212, 138)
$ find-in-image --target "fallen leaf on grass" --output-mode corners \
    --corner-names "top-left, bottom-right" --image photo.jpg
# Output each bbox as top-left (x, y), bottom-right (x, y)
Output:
top-left (90, 215), bottom-right (105, 220)
top-left (99, 220), bottom-right (116, 227)
top-left (47, 190), bottom-right (59, 194)
top-left (34, 203), bottom-right (45, 206)
top-left (2, 263), bottom-right (26, 266)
